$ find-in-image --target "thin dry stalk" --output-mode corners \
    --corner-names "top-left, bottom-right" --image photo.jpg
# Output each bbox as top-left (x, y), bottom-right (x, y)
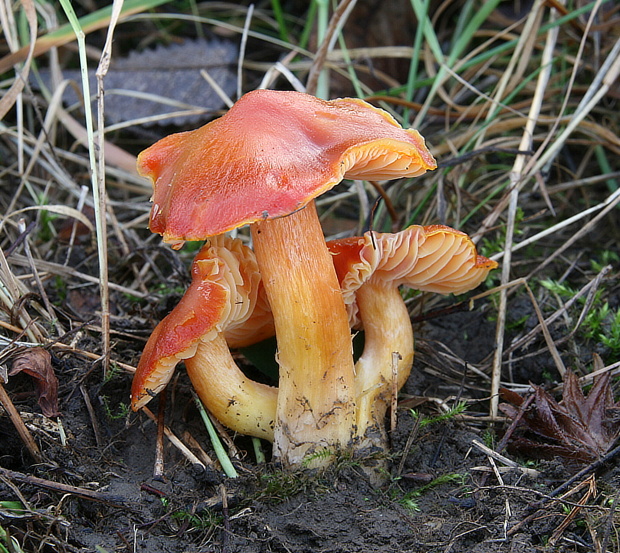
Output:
top-left (79, 384), bottom-right (102, 448)
top-left (526, 36), bottom-right (620, 178)
top-left (525, 192), bottom-right (620, 279)
top-left (92, 0), bottom-right (124, 375)
top-left (154, 391), bottom-right (166, 480)
top-left (182, 431), bottom-right (217, 469)
top-left (0, 249), bottom-right (45, 344)
top-left (306, 0), bottom-right (358, 96)
top-left (522, 282), bottom-right (566, 376)
top-left (549, 475), bottom-right (597, 546)
top-left (141, 407), bottom-right (206, 469)
top-left (0, 0), bottom-right (36, 120)
top-left (490, 3), bottom-right (559, 418)
top-left (0, 381), bottom-right (42, 463)
top-left (491, 187), bottom-right (620, 262)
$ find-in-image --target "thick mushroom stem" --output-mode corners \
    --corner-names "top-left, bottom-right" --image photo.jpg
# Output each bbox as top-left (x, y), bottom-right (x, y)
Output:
top-left (185, 334), bottom-right (276, 440)
top-left (251, 202), bottom-right (356, 468)
top-left (353, 282), bottom-right (413, 448)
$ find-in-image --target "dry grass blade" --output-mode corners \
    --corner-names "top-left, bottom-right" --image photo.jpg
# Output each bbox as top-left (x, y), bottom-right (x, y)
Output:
top-left (490, 2), bottom-right (560, 417)
top-left (549, 475), bottom-right (597, 546)
top-left (140, 406), bottom-right (206, 469)
top-left (0, 0), bottom-right (36, 120)
top-left (0, 381), bottom-right (42, 463)
top-left (0, 0), bottom-right (170, 74)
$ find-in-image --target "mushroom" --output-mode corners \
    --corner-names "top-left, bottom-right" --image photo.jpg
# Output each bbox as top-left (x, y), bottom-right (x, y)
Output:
top-left (131, 235), bottom-right (277, 440)
top-left (328, 225), bottom-right (498, 450)
top-left (132, 223), bottom-right (497, 458)
top-left (136, 89), bottom-right (436, 468)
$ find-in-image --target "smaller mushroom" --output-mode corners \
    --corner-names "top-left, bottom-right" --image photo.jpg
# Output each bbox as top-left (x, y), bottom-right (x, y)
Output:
top-left (328, 225), bottom-right (498, 450)
top-left (131, 235), bottom-right (277, 440)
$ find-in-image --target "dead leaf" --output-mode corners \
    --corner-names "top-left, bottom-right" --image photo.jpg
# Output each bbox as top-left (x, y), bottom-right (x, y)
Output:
top-left (36, 38), bottom-right (238, 126)
top-left (499, 370), bottom-right (620, 467)
top-left (9, 348), bottom-right (59, 418)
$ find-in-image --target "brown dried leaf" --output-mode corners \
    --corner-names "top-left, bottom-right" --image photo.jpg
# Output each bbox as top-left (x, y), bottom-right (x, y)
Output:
top-left (36, 38), bottom-right (238, 126)
top-left (499, 369), bottom-right (620, 466)
top-left (9, 347), bottom-right (59, 417)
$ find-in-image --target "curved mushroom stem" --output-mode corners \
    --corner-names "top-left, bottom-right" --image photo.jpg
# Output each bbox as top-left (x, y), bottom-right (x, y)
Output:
top-left (251, 202), bottom-right (356, 468)
top-left (131, 235), bottom-right (279, 442)
top-left (185, 333), bottom-right (277, 441)
top-left (353, 281), bottom-right (413, 451)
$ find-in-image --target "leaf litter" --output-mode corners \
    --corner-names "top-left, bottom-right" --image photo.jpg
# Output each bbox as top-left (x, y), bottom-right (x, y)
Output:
top-left (8, 347), bottom-right (59, 418)
top-left (34, 38), bottom-right (238, 126)
top-left (500, 369), bottom-right (620, 466)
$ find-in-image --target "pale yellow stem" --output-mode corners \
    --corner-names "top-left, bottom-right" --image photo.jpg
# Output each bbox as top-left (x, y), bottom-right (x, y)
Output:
top-left (353, 281), bottom-right (414, 450)
top-left (185, 334), bottom-right (277, 441)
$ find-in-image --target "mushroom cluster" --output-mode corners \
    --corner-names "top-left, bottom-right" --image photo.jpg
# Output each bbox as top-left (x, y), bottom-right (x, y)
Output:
top-left (131, 90), bottom-right (497, 469)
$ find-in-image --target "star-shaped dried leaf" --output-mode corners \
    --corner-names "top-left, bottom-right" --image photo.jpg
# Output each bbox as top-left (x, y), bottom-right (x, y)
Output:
top-left (499, 370), bottom-right (620, 465)
top-left (36, 38), bottom-right (238, 127)
top-left (9, 347), bottom-right (60, 418)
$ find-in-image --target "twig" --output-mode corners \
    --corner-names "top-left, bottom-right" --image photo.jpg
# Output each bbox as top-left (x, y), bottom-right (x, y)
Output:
top-left (140, 406), bottom-right (206, 469)
top-left (490, 4), bottom-right (559, 417)
top-left (526, 36), bottom-right (620, 178)
top-left (368, 182), bottom-right (399, 225)
top-left (154, 388), bottom-right (166, 481)
top-left (95, 0), bottom-right (123, 376)
top-left (17, 219), bottom-right (63, 335)
top-left (220, 483), bottom-right (230, 551)
top-left (182, 431), bottom-right (217, 469)
top-left (58, 0), bottom-right (111, 375)
top-left (522, 282), bottom-right (566, 376)
top-left (0, 467), bottom-right (130, 509)
top-left (549, 475), bottom-right (597, 546)
top-left (494, 392), bottom-right (535, 455)
top-left (503, 266), bottom-right (611, 357)
top-left (491, 187), bottom-right (620, 262)
top-left (508, 443), bottom-right (620, 536)
top-left (306, 0), bottom-right (358, 96)
top-left (0, 382), bottom-right (42, 463)
top-left (524, 192), bottom-right (620, 279)
top-left (80, 384), bottom-right (102, 448)
top-left (471, 439), bottom-right (540, 477)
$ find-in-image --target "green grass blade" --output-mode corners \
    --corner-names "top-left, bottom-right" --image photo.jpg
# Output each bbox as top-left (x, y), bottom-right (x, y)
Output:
top-left (0, 0), bottom-right (169, 74)
top-left (193, 392), bottom-right (239, 478)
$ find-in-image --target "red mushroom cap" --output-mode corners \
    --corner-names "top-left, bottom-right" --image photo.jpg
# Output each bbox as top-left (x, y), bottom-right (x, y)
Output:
top-left (131, 236), bottom-right (272, 410)
top-left (138, 90), bottom-right (437, 243)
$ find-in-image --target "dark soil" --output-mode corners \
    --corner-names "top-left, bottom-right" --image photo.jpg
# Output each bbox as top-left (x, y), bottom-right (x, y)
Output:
top-left (2, 298), bottom-right (618, 553)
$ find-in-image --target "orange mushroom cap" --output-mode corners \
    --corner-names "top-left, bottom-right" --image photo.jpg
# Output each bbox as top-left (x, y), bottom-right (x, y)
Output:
top-left (131, 236), bottom-right (273, 410)
top-left (138, 90), bottom-right (437, 243)
top-left (328, 225), bottom-right (498, 327)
